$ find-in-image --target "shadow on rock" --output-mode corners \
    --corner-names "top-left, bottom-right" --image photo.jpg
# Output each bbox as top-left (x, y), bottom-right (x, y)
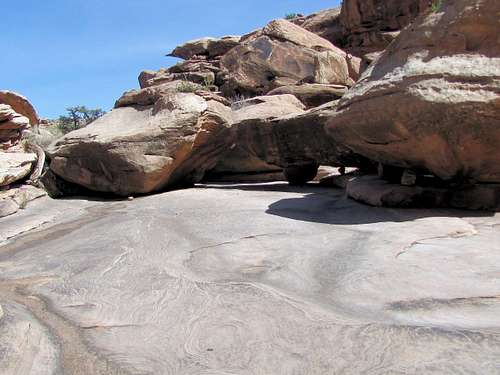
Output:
top-left (265, 191), bottom-right (494, 225)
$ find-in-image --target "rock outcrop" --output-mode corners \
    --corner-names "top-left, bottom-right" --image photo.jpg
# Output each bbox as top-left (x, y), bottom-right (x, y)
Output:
top-left (208, 95), bottom-right (306, 180)
top-left (48, 91), bottom-right (233, 196)
top-left (138, 36), bottom-right (240, 91)
top-left (219, 19), bottom-right (360, 97)
top-left (0, 185), bottom-right (46, 218)
top-left (0, 104), bottom-right (30, 147)
top-left (292, 2), bottom-right (431, 67)
top-left (346, 175), bottom-right (500, 211)
top-left (168, 36), bottom-right (241, 60)
top-left (327, 0), bottom-right (500, 184)
top-left (0, 92), bottom-right (45, 216)
top-left (267, 83), bottom-right (347, 108)
top-left (209, 97), bottom-right (368, 183)
top-left (293, 8), bottom-right (344, 47)
top-left (0, 152), bottom-right (37, 187)
top-left (339, 0), bottom-right (431, 58)
top-left (0, 91), bottom-right (39, 127)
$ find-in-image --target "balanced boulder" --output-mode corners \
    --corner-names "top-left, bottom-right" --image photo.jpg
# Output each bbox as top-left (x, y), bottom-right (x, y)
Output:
top-left (327, 0), bottom-right (500, 183)
top-left (48, 91), bottom-right (233, 196)
top-left (220, 19), bottom-right (360, 97)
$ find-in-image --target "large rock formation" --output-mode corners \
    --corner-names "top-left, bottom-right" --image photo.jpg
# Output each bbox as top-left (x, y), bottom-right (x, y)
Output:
top-left (293, 8), bottom-right (344, 47)
top-left (48, 91), bottom-right (233, 196)
top-left (339, 0), bottom-right (431, 58)
top-left (168, 36), bottom-right (241, 60)
top-left (0, 104), bottom-right (30, 146)
top-left (208, 95), bottom-right (306, 180)
top-left (139, 36), bottom-right (240, 90)
top-left (209, 97), bottom-right (367, 183)
top-left (293, 2), bottom-right (431, 66)
top-left (0, 91), bottom-right (39, 127)
top-left (219, 19), bottom-right (360, 97)
top-left (327, 0), bottom-right (500, 184)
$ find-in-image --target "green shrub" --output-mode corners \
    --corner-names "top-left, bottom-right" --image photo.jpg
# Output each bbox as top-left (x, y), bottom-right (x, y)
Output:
top-left (176, 81), bottom-right (200, 93)
top-left (202, 75), bottom-right (215, 89)
top-left (431, 0), bottom-right (444, 12)
top-left (58, 106), bottom-right (106, 134)
top-left (284, 13), bottom-right (299, 20)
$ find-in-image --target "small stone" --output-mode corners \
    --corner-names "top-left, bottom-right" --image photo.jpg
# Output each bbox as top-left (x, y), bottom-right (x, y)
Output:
top-left (401, 170), bottom-right (417, 186)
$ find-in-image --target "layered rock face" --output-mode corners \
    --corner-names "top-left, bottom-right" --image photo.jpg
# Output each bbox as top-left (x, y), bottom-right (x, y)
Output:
top-left (138, 36), bottom-right (240, 90)
top-left (48, 91), bottom-right (233, 196)
top-left (219, 19), bottom-right (360, 97)
top-left (0, 91), bottom-right (40, 147)
top-left (168, 36), bottom-right (241, 60)
top-left (0, 92), bottom-right (46, 217)
top-left (327, 0), bottom-right (500, 184)
top-left (339, 0), bottom-right (431, 58)
top-left (0, 91), bottom-right (39, 127)
top-left (293, 1), bottom-right (431, 65)
top-left (0, 104), bottom-right (30, 147)
top-left (267, 83), bottom-right (347, 108)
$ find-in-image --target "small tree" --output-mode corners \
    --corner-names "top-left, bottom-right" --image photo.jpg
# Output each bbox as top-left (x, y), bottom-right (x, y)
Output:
top-left (58, 106), bottom-right (106, 133)
top-left (285, 13), bottom-right (299, 20)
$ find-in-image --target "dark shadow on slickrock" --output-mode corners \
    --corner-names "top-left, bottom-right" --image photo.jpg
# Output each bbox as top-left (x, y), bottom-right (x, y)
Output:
top-left (266, 191), bottom-right (494, 225)
top-left (199, 182), bottom-right (494, 225)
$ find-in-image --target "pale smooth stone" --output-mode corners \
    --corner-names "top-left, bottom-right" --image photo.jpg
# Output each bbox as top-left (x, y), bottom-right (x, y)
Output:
top-left (0, 183), bottom-right (499, 374)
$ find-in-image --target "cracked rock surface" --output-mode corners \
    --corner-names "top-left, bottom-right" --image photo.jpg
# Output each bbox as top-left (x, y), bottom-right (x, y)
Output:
top-left (0, 183), bottom-right (499, 374)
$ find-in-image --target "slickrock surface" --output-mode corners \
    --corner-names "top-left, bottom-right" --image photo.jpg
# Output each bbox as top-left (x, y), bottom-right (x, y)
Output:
top-left (0, 184), bottom-right (499, 374)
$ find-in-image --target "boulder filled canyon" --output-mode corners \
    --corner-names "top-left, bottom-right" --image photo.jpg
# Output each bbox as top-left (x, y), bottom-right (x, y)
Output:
top-left (1, 0), bottom-right (499, 374)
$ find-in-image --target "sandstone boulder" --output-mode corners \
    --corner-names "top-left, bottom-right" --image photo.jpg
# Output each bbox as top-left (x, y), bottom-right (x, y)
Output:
top-left (139, 69), bottom-right (215, 89)
top-left (48, 92), bottom-right (233, 196)
top-left (0, 104), bottom-right (30, 146)
top-left (347, 175), bottom-right (500, 210)
top-left (168, 60), bottom-right (221, 75)
top-left (168, 36), bottom-right (240, 60)
top-left (294, 8), bottom-right (344, 47)
top-left (0, 152), bottom-right (37, 186)
top-left (339, 0), bottom-right (431, 58)
top-left (327, 0), bottom-right (500, 184)
top-left (0, 185), bottom-right (46, 218)
top-left (0, 91), bottom-right (39, 126)
top-left (210, 97), bottom-right (367, 183)
top-left (115, 81), bottom-right (203, 107)
top-left (267, 84), bottom-right (347, 108)
top-left (220, 19), bottom-right (360, 97)
top-left (208, 95), bottom-right (306, 180)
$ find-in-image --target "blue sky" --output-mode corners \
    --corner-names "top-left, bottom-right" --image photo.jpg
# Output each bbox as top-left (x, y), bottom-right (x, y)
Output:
top-left (2, 0), bottom-right (340, 119)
